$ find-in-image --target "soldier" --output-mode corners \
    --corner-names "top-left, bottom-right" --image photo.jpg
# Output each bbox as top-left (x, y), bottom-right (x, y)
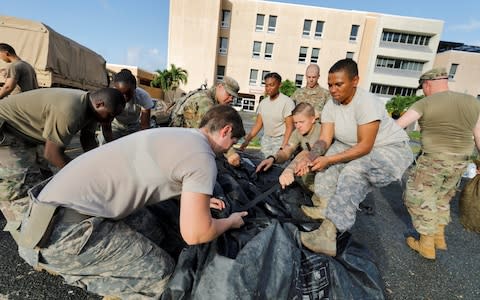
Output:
top-left (0, 88), bottom-right (125, 204)
top-left (0, 43), bottom-right (38, 99)
top-left (290, 63), bottom-right (330, 121)
top-left (396, 68), bottom-right (480, 260)
top-left (240, 72), bottom-right (295, 158)
top-left (12, 105), bottom-right (247, 299)
top-left (291, 59), bottom-right (413, 256)
top-left (170, 76), bottom-right (239, 128)
top-left (101, 69), bottom-right (155, 142)
top-left (170, 76), bottom-right (241, 166)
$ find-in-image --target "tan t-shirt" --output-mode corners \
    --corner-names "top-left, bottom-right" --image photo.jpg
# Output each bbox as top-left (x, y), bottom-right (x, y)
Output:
top-left (288, 122), bottom-right (322, 151)
top-left (411, 91), bottom-right (480, 155)
top-left (0, 88), bottom-right (96, 146)
top-left (37, 128), bottom-right (217, 219)
top-left (6, 60), bottom-right (38, 95)
top-left (257, 93), bottom-right (295, 137)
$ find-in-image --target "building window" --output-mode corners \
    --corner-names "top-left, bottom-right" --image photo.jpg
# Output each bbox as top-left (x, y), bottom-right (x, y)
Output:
top-left (249, 69), bottom-right (259, 85)
top-left (295, 74), bottom-right (304, 88)
top-left (311, 48), bottom-right (319, 63)
top-left (346, 52), bottom-right (354, 59)
top-left (315, 21), bottom-right (324, 38)
top-left (261, 70), bottom-right (270, 86)
top-left (252, 41), bottom-right (262, 58)
top-left (370, 83), bottom-right (416, 97)
top-left (381, 31), bottom-right (431, 47)
top-left (256, 14), bottom-right (265, 31)
top-left (219, 37), bottom-right (228, 55)
top-left (350, 25), bottom-right (359, 41)
top-left (216, 65), bottom-right (225, 80)
top-left (449, 64), bottom-right (458, 79)
top-left (268, 15), bottom-right (277, 33)
top-left (375, 56), bottom-right (423, 72)
top-left (302, 19), bottom-right (312, 37)
top-left (265, 42), bottom-right (274, 59)
top-left (221, 10), bottom-right (231, 28)
top-left (298, 46), bottom-right (308, 63)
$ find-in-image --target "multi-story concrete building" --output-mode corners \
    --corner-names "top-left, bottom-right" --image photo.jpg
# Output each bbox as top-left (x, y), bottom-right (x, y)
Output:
top-left (434, 42), bottom-right (480, 98)
top-left (168, 0), bottom-right (443, 111)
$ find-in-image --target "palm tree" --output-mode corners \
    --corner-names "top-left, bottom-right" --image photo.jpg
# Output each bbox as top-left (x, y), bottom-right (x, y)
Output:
top-left (168, 64), bottom-right (188, 90)
top-left (151, 64), bottom-right (188, 91)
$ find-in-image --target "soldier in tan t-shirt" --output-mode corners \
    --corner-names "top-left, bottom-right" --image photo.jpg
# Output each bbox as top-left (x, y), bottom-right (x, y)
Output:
top-left (0, 87), bottom-right (125, 203)
top-left (0, 43), bottom-right (38, 99)
top-left (397, 67), bottom-right (480, 260)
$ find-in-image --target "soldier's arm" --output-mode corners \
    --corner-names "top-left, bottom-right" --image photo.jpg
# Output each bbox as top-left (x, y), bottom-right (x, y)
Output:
top-left (43, 140), bottom-right (70, 169)
top-left (473, 113), bottom-right (480, 152)
top-left (0, 77), bottom-right (17, 99)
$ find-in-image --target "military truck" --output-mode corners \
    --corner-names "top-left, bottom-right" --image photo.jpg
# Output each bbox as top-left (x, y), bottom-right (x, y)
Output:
top-left (0, 15), bottom-right (108, 90)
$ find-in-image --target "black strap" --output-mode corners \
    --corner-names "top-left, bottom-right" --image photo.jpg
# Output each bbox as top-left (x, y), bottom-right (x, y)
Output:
top-left (235, 182), bottom-right (281, 212)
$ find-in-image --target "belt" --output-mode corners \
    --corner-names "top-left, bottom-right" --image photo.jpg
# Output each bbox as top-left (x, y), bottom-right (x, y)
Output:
top-left (56, 207), bottom-right (93, 224)
top-left (422, 152), bottom-right (470, 161)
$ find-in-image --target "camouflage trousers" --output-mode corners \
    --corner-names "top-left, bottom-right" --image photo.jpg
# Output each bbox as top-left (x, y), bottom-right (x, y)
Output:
top-left (0, 130), bottom-right (49, 202)
top-left (260, 135), bottom-right (284, 158)
top-left (404, 153), bottom-right (468, 235)
top-left (18, 204), bottom-right (175, 299)
top-left (316, 141), bottom-right (413, 232)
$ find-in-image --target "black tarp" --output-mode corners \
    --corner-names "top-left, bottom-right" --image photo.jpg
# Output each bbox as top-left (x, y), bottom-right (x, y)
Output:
top-left (150, 154), bottom-right (385, 299)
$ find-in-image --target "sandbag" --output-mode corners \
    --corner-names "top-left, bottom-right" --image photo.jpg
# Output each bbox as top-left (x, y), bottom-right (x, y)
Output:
top-left (460, 172), bottom-right (480, 232)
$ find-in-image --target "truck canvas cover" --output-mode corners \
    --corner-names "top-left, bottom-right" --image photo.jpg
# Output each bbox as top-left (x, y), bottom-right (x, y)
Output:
top-left (0, 15), bottom-right (108, 90)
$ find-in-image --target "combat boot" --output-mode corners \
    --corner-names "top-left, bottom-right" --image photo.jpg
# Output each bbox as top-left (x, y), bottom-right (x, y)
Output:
top-left (310, 194), bottom-right (328, 208)
top-left (434, 224), bottom-right (447, 250)
top-left (406, 234), bottom-right (435, 260)
top-left (301, 205), bottom-right (325, 220)
top-left (300, 218), bottom-right (337, 256)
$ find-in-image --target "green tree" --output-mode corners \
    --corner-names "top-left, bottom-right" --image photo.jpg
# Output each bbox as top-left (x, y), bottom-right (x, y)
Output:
top-left (385, 95), bottom-right (423, 119)
top-left (151, 64), bottom-right (188, 91)
top-left (279, 79), bottom-right (297, 97)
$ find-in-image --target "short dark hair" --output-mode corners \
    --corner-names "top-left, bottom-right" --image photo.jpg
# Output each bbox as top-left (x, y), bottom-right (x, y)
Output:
top-left (329, 58), bottom-right (358, 79)
top-left (292, 102), bottom-right (315, 117)
top-left (199, 105), bottom-right (245, 139)
top-left (0, 43), bottom-right (16, 55)
top-left (90, 88), bottom-right (126, 112)
top-left (264, 72), bottom-right (282, 83)
top-left (113, 68), bottom-right (137, 88)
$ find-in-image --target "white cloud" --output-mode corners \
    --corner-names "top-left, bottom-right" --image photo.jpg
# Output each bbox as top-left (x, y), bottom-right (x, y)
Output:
top-left (124, 47), bottom-right (166, 72)
top-left (126, 47), bottom-right (142, 66)
top-left (450, 19), bottom-right (480, 32)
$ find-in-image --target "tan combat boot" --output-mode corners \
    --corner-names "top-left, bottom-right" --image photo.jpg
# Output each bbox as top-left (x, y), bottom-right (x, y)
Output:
top-left (300, 218), bottom-right (337, 256)
top-left (434, 224), bottom-right (447, 250)
top-left (310, 194), bottom-right (328, 209)
top-left (406, 234), bottom-right (436, 260)
top-left (301, 205), bottom-right (325, 220)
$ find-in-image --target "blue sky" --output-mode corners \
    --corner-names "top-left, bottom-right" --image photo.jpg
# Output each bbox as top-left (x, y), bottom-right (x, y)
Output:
top-left (3, 0), bottom-right (479, 72)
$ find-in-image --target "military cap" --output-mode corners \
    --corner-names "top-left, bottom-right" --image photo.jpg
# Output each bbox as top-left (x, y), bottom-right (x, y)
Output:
top-left (418, 67), bottom-right (448, 88)
top-left (221, 76), bottom-right (240, 98)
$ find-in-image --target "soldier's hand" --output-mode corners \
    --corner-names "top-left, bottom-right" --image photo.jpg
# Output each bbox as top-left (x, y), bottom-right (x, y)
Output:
top-left (210, 197), bottom-right (226, 210)
top-left (229, 211), bottom-right (248, 228)
top-left (227, 153), bottom-right (241, 167)
top-left (279, 169), bottom-right (295, 189)
top-left (256, 158), bottom-right (274, 173)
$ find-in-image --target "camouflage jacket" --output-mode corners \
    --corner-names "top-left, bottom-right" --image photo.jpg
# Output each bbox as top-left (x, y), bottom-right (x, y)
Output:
top-left (290, 85), bottom-right (330, 119)
top-left (170, 87), bottom-right (216, 128)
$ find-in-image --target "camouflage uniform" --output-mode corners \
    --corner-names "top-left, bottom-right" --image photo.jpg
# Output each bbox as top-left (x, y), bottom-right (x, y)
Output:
top-left (290, 85), bottom-right (330, 120)
top-left (405, 154), bottom-right (468, 234)
top-left (18, 185), bottom-right (175, 299)
top-left (0, 129), bottom-right (49, 202)
top-left (316, 140), bottom-right (413, 232)
top-left (170, 87), bottom-right (216, 128)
